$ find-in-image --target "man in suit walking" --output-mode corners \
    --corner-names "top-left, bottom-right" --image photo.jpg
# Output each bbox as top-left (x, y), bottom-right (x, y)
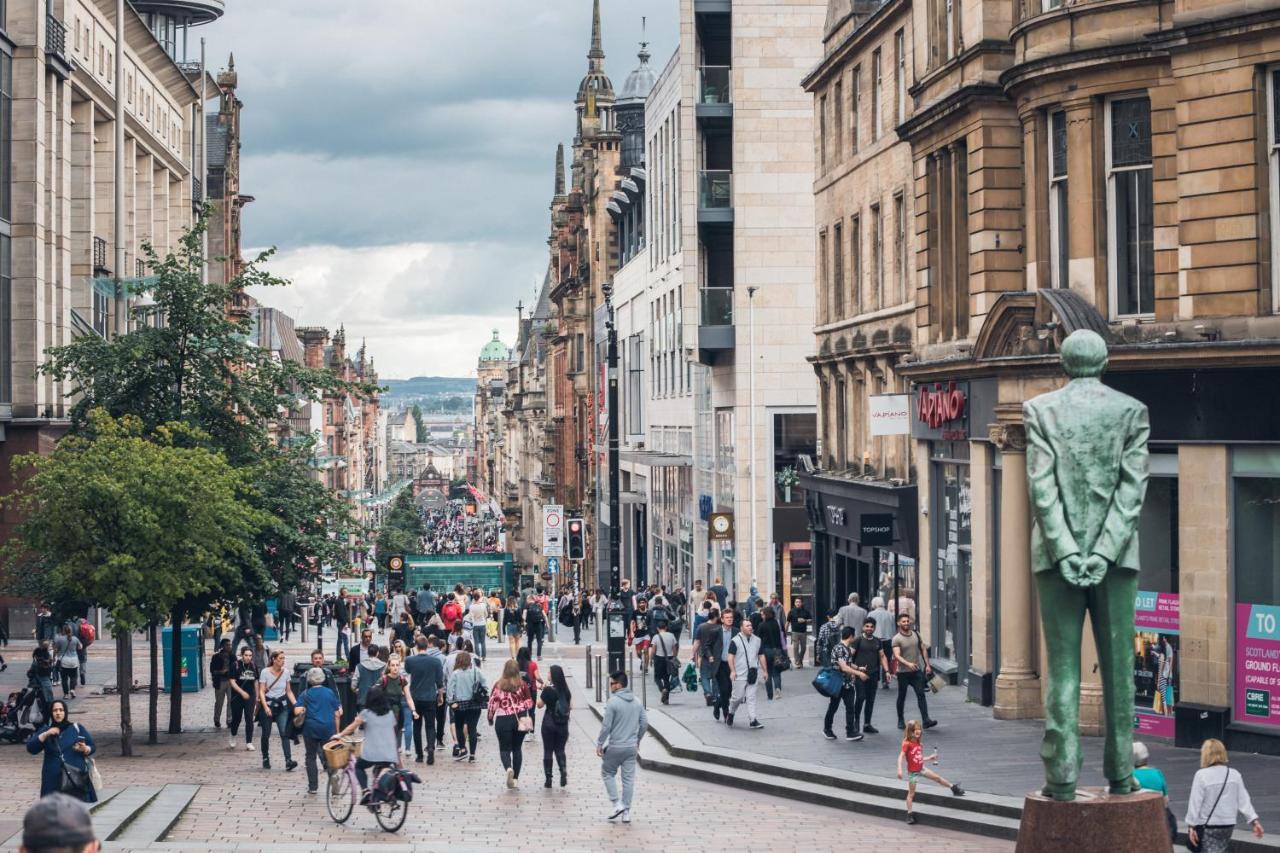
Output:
top-left (1024, 329), bottom-right (1149, 802)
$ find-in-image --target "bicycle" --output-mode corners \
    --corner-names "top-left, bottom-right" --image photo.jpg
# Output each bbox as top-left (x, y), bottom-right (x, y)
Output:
top-left (323, 736), bottom-right (408, 832)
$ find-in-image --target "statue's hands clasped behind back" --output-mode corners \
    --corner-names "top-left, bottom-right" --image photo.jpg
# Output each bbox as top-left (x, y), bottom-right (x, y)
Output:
top-left (1057, 553), bottom-right (1110, 588)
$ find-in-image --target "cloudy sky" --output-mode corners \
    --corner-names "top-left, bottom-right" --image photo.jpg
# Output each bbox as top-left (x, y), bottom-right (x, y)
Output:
top-left (204, 1), bottom-right (677, 379)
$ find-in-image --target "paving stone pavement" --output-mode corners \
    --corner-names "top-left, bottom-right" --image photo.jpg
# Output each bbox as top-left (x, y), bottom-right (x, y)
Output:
top-left (0, 630), bottom-right (1008, 851)
top-left (565, 641), bottom-right (1280, 827)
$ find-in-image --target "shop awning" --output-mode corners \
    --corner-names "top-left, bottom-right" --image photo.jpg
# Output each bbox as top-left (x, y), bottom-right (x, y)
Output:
top-left (799, 472), bottom-right (918, 559)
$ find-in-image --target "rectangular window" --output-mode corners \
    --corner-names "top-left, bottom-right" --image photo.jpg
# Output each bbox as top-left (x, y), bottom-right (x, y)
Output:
top-left (575, 333), bottom-right (585, 373)
top-left (628, 334), bottom-right (644, 435)
top-left (945, 0), bottom-right (958, 61)
top-left (1233, 462), bottom-right (1280, 730)
top-left (819, 94), bottom-right (828, 171)
top-left (894, 192), bottom-right (907, 304)
top-left (871, 50), bottom-right (882, 141)
top-left (895, 30), bottom-right (906, 127)
top-left (835, 379), bottom-right (847, 469)
top-left (1107, 96), bottom-right (1154, 317)
top-left (851, 66), bottom-right (861, 154)
top-left (818, 229), bottom-right (828, 324)
top-left (832, 221), bottom-right (844, 319)
top-left (1049, 110), bottom-right (1069, 289)
top-left (851, 214), bottom-right (862, 314)
top-left (833, 80), bottom-right (843, 165)
top-left (871, 203), bottom-right (884, 309)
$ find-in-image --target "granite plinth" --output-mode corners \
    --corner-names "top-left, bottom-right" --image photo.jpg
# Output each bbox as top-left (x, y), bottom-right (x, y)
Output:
top-left (1015, 787), bottom-right (1170, 853)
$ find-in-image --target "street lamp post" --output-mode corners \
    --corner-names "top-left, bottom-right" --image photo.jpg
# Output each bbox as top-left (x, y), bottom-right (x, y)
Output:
top-left (605, 283), bottom-right (625, 674)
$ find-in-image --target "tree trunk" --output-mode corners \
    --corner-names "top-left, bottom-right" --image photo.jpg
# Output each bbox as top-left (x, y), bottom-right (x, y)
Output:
top-left (167, 604), bottom-right (185, 734)
top-left (116, 629), bottom-right (133, 756)
top-left (148, 623), bottom-right (158, 744)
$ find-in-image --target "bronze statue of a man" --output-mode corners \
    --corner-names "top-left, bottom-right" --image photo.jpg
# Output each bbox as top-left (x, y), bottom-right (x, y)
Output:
top-left (1024, 329), bottom-right (1149, 801)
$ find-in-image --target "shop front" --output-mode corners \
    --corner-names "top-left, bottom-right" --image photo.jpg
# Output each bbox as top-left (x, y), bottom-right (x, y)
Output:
top-left (801, 472), bottom-right (917, 627)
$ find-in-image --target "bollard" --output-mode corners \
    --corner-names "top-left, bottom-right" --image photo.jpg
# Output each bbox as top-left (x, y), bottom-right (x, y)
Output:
top-left (641, 663), bottom-right (647, 708)
top-left (595, 655), bottom-right (603, 703)
top-left (595, 615), bottom-right (601, 643)
top-left (299, 603), bottom-right (310, 645)
top-left (585, 645), bottom-right (593, 688)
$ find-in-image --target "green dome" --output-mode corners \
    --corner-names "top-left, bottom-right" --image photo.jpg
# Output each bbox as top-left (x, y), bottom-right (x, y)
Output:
top-left (479, 329), bottom-right (509, 362)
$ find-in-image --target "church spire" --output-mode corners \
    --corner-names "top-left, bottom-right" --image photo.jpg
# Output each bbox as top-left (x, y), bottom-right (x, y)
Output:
top-left (588, 0), bottom-right (604, 68)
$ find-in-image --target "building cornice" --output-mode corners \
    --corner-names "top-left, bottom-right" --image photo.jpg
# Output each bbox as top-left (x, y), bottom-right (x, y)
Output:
top-left (803, 0), bottom-right (910, 91)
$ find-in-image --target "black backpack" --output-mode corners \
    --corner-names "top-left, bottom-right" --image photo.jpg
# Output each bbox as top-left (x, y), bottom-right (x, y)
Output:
top-left (525, 603), bottom-right (545, 625)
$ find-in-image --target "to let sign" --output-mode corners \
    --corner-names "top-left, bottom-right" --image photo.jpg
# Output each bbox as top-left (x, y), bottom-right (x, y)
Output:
top-left (860, 513), bottom-right (894, 546)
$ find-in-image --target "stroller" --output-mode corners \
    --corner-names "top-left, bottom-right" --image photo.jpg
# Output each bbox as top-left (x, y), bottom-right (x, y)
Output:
top-left (0, 685), bottom-right (45, 744)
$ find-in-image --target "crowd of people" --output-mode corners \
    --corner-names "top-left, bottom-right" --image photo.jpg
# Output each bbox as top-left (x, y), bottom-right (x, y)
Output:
top-left (421, 502), bottom-right (502, 554)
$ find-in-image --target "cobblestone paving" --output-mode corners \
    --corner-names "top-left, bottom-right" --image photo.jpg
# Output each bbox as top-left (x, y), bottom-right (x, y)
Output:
top-left (0, 631), bottom-right (1009, 851)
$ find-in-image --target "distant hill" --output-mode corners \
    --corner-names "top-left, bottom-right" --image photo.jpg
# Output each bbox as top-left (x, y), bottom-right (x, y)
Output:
top-left (380, 377), bottom-right (476, 414)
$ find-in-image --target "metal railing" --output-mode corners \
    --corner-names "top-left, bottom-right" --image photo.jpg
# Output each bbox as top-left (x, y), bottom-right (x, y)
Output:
top-left (698, 65), bottom-right (732, 104)
top-left (46, 14), bottom-right (67, 61)
top-left (92, 237), bottom-right (109, 274)
top-left (698, 170), bottom-right (732, 209)
top-left (700, 286), bottom-right (733, 327)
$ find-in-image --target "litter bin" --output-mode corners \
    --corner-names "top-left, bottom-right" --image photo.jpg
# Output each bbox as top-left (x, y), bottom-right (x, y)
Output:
top-left (161, 625), bottom-right (205, 693)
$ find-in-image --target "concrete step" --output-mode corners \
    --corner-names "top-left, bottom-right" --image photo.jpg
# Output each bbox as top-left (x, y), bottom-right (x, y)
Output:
top-left (91, 785), bottom-right (164, 842)
top-left (587, 702), bottom-right (1280, 852)
top-left (0, 789), bottom-right (123, 849)
top-left (109, 783), bottom-right (200, 845)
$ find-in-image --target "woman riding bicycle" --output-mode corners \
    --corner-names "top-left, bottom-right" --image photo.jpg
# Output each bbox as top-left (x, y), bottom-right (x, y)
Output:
top-left (331, 685), bottom-right (399, 801)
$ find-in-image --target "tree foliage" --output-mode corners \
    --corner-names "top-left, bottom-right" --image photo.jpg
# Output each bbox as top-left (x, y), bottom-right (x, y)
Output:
top-left (411, 404), bottom-right (427, 443)
top-left (375, 489), bottom-right (423, 566)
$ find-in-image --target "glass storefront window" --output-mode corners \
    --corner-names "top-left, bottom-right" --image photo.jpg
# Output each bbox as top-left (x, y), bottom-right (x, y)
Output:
top-left (1134, 469), bottom-right (1179, 736)
top-left (773, 412), bottom-right (816, 508)
top-left (932, 451), bottom-right (971, 668)
top-left (1233, 473), bottom-right (1280, 731)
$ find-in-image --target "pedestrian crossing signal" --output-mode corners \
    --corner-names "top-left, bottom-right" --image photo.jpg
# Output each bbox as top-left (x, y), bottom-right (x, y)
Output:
top-left (566, 518), bottom-right (586, 561)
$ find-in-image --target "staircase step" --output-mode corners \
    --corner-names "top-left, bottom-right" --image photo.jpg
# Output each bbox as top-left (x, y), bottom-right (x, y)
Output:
top-left (110, 783), bottom-right (200, 844)
top-left (91, 785), bottom-right (163, 843)
top-left (587, 700), bottom-right (1021, 821)
top-left (0, 789), bottom-right (124, 850)
top-left (645, 748), bottom-right (1021, 840)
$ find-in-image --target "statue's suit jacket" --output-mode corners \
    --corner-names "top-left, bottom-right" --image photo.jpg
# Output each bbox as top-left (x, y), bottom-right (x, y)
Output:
top-left (1023, 379), bottom-right (1149, 574)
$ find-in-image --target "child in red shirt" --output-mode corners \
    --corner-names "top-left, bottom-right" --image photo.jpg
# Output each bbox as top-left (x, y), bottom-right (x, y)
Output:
top-left (897, 719), bottom-right (965, 824)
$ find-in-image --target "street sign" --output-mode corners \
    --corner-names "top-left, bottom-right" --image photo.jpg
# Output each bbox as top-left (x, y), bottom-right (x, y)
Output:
top-left (543, 504), bottom-right (564, 557)
top-left (547, 557), bottom-right (560, 575)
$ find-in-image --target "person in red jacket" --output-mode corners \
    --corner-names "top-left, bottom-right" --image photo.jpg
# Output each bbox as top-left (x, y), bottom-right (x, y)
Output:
top-left (441, 594), bottom-right (463, 633)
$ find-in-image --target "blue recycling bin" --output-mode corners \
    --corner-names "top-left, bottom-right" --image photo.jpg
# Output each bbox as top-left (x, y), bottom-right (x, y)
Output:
top-left (161, 625), bottom-right (205, 693)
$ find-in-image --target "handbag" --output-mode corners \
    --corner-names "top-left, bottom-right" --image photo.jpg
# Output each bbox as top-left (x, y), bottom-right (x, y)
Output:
top-left (517, 714), bottom-right (534, 733)
top-left (812, 667), bottom-right (844, 698)
top-left (773, 650), bottom-right (792, 673)
top-left (56, 732), bottom-right (91, 797)
top-left (928, 672), bottom-right (947, 693)
top-left (1187, 768), bottom-right (1231, 853)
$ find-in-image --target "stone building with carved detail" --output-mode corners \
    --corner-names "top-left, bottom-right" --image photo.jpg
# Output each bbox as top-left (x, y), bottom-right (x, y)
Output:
top-left (801, 0), bottom-right (921, 626)
top-left (801, 0), bottom-right (1280, 754)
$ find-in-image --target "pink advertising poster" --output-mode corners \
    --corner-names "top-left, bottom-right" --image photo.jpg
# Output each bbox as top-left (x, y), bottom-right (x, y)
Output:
top-left (1235, 603), bottom-right (1280, 727)
top-left (1133, 591), bottom-right (1178, 738)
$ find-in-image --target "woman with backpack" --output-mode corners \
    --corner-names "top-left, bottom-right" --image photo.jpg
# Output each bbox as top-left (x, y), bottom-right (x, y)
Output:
top-left (53, 625), bottom-right (82, 700)
top-left (502, 596), bottom-right (522, 660)
top-left (379, 654), bottom-right (418, 756)
top-left (537, 664), bottom-right (571, 788)
top-left (446, 650), bottom-right (487, 762)
top-left (487, 658), bottom-right (533, 788)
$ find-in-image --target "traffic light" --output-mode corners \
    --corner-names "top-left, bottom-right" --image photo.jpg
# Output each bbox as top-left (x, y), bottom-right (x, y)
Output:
top-left (566, 517), bottom-right (586, 561)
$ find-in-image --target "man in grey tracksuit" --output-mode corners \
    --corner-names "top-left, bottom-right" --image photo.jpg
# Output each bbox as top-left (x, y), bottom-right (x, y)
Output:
top-left (596, 670), bottom-right (648, 824)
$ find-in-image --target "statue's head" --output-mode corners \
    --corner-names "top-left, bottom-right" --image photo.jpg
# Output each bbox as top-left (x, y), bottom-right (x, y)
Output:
top-left (1060, 329), bottom-right (1108, 379)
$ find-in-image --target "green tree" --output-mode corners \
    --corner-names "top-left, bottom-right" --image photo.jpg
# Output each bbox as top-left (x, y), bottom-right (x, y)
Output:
top-left (2, 412), bottom-right (265, 755)
top-left (36, 216), bottom-right (376, 734)
top-left (375, 489), bottom-right (424, 565)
